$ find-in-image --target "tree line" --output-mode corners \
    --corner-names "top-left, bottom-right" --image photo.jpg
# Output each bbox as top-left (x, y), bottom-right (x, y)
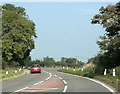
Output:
top-left (1, 4), bottom-right (84, 68)
top-left (2, 2), bottom-right (120, 72)
top-left (89, 2), bottom-right (120, 74)
top-left (24, 56), bottom-right (84, 68)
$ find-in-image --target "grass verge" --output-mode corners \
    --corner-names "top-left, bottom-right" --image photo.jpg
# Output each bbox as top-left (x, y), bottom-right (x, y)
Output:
top-left (0, 69), bottom-right (26, 81)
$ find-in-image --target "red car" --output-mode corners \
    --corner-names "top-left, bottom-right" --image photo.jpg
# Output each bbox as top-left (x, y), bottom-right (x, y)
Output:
top-left (31, 64), bottom-right (41, 73)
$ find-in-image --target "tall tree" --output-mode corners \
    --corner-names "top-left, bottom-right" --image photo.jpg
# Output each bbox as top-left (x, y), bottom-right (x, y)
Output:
top-left (0, 5), bottom-right (2, 67)
top-left (91, 2), bottom-right (120, 68)
top-left (2, 4), bottom-right (37, 65)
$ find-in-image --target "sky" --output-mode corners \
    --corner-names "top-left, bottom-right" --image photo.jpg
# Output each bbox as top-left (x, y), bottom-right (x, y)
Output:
top-left (2, 1), bottom-right (117, 62)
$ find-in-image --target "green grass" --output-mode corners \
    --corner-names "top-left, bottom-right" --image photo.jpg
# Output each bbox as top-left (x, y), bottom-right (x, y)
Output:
top-left (94, 74), bottom-right (120, 91)
top-left (58, 68), bottom-right (85, 76)
top-left (95, 74), bottom-right (119, 81)
top-left (1, 69), bottom-right (25, 81)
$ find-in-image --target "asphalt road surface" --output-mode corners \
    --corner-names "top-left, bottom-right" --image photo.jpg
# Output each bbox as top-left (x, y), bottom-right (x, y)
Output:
top-left (1, 68), bottom-right (116, 93)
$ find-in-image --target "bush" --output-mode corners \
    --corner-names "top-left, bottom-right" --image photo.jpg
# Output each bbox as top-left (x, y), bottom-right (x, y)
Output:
top-left (84, 66), bottom-right (95, 73)
top-left (2, 61), bottom-right (8, 69)
top-left (108, 66), bottom-right (120, 76)
top-left (83, 72), bottom-right (97, 78)
top-left (10, 61), bottom-right (20, 67)
top-left (108, 68), bottom-right (113, 75)
top-left (95, 66), bottom-right (105, 74)
top-left (115, 66), bottom-right (120, 75)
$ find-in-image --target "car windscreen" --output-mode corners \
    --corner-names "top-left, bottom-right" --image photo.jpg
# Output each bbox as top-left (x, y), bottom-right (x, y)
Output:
top-left (31, 65), bottom-right (39, 67)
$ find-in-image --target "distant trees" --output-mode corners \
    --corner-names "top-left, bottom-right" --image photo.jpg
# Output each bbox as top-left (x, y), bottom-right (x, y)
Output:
top-left (60, 57), bottom-right (84, 67)
top-left (2, 4), bottom-right (37, 67)
top-left (91, 2), bottom-right (120, 73)
top-left (42, 56), bottom-right (56, 67)
top-left (29, 57), bottom-right (84, 68)
top-left (42, 57), bottom-right (84, 67)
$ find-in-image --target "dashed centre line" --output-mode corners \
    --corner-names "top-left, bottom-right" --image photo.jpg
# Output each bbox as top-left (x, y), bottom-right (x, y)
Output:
top-left (16, 77), bottom-right (65, 92)
top-left (15, 70), bottom-right (67, 92)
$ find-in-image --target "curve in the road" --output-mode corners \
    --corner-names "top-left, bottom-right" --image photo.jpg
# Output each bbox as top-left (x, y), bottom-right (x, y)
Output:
top-left (59, 72), bottom-right (115, 92)
top-left (43, 68), bottom-right (116, 93)
top-left (15, 70), bottom-right (66, 93)
top-left (2, 68), bottom-right (116, 93)
top-left (2, 69), bottom-right (50, 92)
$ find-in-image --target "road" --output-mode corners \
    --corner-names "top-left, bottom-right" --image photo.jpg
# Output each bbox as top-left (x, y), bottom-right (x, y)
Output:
top-left (1, 68), bottom-right (116, 93)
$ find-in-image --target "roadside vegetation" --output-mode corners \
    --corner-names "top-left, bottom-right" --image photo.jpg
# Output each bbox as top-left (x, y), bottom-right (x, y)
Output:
top-left (58, 65), bottom-right (120, 91)
top-left (58, 2), bottom-right (120, 91)
top-left (1, 68), bottom-right (25, 81)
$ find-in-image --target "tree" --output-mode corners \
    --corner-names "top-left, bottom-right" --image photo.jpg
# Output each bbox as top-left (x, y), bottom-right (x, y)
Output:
top-left (91, 2), bottom-right (120, 68)
top-left (42, 56), bottom-right (55, 67)
top-left (60, 57), bottom-right (84, 67)
top-left (0, 5), bottom-right (2, 67)
top-left (2, 4), bottom-right (37, 65)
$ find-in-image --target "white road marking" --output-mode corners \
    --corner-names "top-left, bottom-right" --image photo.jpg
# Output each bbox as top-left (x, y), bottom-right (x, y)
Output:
top-left (43, 70), bottom-right (68, 92)
top-left (34, 81), bottom-right (44, 85)
top-left (34, 71), bottom-right (52, 86)
top-left (14, 69), bottom-right (52, 92)
top-left (15, 87), bottom-right (28, 92)
top-left (59, 72), bottom-right (115, 93)
top-left (54, 75), bottom-right (57, 77)
top-left (38, 81), bottom-right (44, 84)
top-left (63, 85), bottom-right (68, 92)
top-left (46, 73), bottom-right (52, 80)
top-left (61, 77), bottom-right (68, 92)
top-left (58, 77), bottom-right (62, 80)
top-left (27, 88), bottom-right (59, 92)
top-left (63, 80), bottom-right (67, 85)
top-left (27, 88), bottom-right (58, 89)
top-left (86, 78), bottom-right (115, 93)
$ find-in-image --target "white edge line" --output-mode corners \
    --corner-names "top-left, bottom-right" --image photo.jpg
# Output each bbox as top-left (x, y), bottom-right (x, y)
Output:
top-left (59, 72), bottom-right (115, 93)
top-left (63, 85), bottom-right (67, 92)
top-left (86, 78), bottom-right (115, 92)
top-left (15, 87), bottom-right (28, 92)
top-left (29, 88), bottom-right (59, 92)
top-left (28, 88), bottom-right (58, 89)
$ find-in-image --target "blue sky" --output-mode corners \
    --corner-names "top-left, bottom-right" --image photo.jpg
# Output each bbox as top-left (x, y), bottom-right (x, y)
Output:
top-left (2, 2), bottom-right (117, 62)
